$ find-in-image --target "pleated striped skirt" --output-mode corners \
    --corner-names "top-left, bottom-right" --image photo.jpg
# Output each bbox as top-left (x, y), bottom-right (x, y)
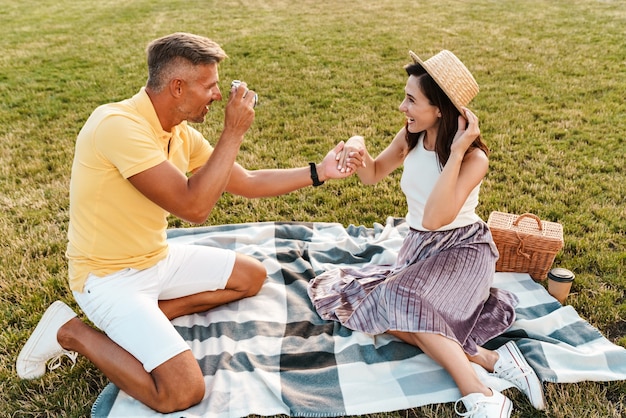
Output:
top-left (307, 221), bottom-right (518, 356)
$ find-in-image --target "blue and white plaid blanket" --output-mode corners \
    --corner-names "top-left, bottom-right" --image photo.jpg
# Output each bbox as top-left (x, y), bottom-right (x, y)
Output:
top-left (91, 218), bottom-right (626, 417)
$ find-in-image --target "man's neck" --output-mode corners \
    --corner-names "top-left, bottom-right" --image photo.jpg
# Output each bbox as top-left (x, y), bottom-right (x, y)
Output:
top-left (145, 86), bottom-right (179, 132)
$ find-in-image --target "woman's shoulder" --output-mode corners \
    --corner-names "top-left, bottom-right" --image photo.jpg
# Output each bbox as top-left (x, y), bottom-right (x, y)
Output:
top-left (461, 147), bottom-right (489, 180)
top-left (464, 147), bottom-right (489, 164)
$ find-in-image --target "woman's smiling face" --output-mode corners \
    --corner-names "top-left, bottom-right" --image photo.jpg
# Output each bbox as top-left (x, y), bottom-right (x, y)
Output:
top-left (399, 74), bottom-right (440, 134)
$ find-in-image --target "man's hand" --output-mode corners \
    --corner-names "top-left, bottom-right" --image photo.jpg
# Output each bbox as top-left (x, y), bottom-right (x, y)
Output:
top-left (318, 140), bottom-right (365, 181)
top-left (335, 135), bottom-right (366, 174)
top-left (223, 81), bottom-right (256, 138)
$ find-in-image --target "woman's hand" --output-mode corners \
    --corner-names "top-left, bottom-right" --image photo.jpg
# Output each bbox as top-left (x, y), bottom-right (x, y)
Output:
top-left (318, 140), bottom-right (364, 181)
top-left (450, 108), bottom-right (480, 156)
top-left (336, 135), bottom-right (366, 173)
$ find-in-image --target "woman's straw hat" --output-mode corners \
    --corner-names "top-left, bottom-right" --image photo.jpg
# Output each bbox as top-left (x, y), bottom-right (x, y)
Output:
top-left (409, 50), bottom-right (479, 114)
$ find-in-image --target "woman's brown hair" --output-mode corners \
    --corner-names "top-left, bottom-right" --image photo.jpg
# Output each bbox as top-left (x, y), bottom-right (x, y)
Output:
top-left (404, 63), bottom-right (489, 170)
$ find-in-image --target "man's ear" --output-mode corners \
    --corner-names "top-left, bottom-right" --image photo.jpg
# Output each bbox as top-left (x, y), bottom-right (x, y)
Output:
top-left (169, 78), bottom-right (183, 98)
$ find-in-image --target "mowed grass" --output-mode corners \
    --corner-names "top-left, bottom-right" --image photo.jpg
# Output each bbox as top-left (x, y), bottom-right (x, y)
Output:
top-left (0, 0), bottom-right (624, 417)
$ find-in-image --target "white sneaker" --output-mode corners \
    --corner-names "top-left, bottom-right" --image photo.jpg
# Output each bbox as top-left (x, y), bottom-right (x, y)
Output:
top-left (455, 389), bottom-right (512, 418)
top-left (16, 301), bottom-right (78, 379)
top-left (492, 341), bottom-right (546, 410)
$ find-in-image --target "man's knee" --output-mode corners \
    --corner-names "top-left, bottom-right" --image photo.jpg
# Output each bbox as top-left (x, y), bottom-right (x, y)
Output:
top-left (232, 254), bottom-right (267, 297)
top-left (151, 354), bottom-right (205, 413)
top-left (154, 380), bottom-right (204, 413)
top-left (245, 257), bottom-right (267, 297)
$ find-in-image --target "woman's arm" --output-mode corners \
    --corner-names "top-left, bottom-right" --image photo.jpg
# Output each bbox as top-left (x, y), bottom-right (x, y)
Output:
top-left (339, 128), bottom-right (409, 185)
top-left (422, 108), bottom-right (487, 230)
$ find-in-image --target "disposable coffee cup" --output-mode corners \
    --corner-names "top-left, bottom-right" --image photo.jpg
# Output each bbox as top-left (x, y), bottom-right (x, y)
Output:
top-left (547, 268), bottom-right (575, 304)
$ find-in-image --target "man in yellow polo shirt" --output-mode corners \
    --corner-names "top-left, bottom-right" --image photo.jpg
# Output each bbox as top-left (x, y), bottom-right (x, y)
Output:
top-left (16, 32), bottom-right (363, 413)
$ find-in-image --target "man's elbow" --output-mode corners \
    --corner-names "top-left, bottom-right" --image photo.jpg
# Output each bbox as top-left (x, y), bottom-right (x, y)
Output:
top-left (187, 214), bottom-right (209, 225)
top-left (176, 205), bottom-right (212, 225)
top-left (180, 213), bottom-right (208, 225)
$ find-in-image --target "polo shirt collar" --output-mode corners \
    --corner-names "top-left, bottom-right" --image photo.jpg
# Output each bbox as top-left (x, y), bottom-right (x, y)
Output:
top-left (132, 86), bottom-right (172, 145)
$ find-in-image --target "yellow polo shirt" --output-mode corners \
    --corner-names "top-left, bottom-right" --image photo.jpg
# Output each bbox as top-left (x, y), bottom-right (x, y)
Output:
top-left (67, 88), bottom-right (213, 292)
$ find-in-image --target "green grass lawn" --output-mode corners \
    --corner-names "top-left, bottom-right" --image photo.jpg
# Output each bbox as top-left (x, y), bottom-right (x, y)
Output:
top-left (1, 0), bottom-right (624, 416)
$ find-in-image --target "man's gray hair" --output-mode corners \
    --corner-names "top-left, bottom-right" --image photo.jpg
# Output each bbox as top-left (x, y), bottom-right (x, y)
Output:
top-left (146, 32), bottom-right (227, 92)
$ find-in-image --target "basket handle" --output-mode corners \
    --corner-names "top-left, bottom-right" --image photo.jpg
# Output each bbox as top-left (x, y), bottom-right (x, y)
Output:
top-left (513, 213), bottom-right (542, 259)
top-left (513, 213), bottom-right (543, 231)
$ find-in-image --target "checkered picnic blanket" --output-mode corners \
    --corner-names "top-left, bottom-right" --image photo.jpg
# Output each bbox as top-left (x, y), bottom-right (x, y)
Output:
top-left (91, 218), bottom-right (626, 417)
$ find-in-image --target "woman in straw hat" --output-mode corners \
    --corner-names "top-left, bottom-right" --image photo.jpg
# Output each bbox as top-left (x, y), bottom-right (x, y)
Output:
top-left (307, 50), bottom-right (545, 417)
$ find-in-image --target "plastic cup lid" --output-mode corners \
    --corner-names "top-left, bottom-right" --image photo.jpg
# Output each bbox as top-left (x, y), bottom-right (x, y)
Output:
top-left (548, 268), bottom-right (575, 282)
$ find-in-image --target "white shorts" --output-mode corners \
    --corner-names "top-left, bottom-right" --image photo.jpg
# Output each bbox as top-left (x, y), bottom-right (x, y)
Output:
top-left (73, 243), bottom-right (236, 372)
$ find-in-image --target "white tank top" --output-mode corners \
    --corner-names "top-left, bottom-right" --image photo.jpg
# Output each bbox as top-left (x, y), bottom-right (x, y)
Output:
top-left (400, 133), bottom-right (482, 231)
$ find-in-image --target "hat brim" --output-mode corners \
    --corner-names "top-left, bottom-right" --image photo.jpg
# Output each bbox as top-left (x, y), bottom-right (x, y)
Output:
top-left (408, 50), bottom-right (477, 115)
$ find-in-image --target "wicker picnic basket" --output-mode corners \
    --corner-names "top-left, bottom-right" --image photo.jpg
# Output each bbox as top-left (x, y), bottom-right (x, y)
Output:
top-left (487, 211), bottom-right (564, 281)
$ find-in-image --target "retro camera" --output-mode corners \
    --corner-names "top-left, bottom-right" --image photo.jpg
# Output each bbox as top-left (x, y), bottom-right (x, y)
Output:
top-left (231, 80), bottom-right (258, 107)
